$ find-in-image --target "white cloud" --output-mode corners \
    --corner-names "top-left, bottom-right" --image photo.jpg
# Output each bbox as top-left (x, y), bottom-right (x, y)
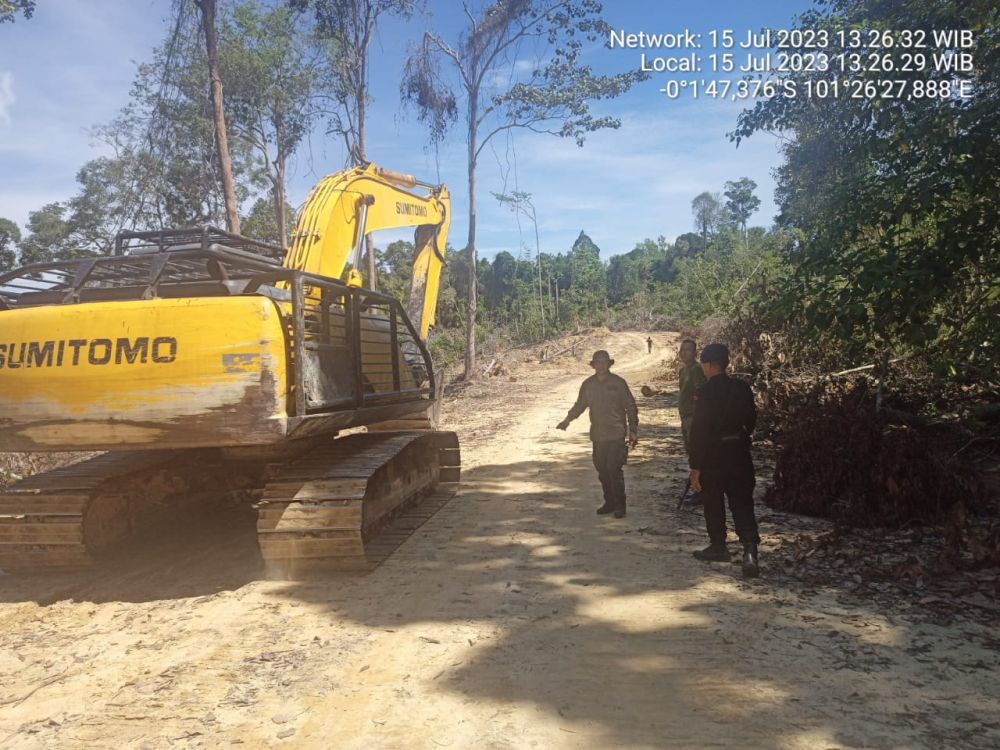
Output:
top-left (0, 72), bottom-right (14, 126)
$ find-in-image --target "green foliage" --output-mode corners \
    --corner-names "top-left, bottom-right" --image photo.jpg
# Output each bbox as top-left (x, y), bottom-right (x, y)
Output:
top-left (562, 231), bottom-right (606, 325)
top-left (673, 232), bottom-right (706, 257)
top-left (18, 204), bottom-right (73, 265)
top-left (732, 0), bottom-right (1000, 374)
top-left (606, 236), bottom-right (675, 305)
top-left (723, 177), bottom-right (761, 235)
top-left (374, 239), bottom-right (421, 305)
top-left (401, 0), bottom-right (646, 376)
top-left (241, 196), bottom-right (296, 251)
top-left (0, 217), bottom-right (19, 271)
top-left (220, 1), bottom-right (333, 242)
top-left (0, 0), bottom-right (33, 23)
top-left (403, 0), bottom-right (646, 150)
top-left (690, 192), bottom-right (721, 244)
top-left (14, 1), bottom-right (335, 257)
top-left (82, 6), bottom-right (260, 236)
top-left (660, 227), bottom-right (788, 323)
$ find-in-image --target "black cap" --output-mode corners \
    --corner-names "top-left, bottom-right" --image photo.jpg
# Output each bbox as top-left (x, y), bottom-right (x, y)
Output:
top-left (700, 343), bottom-right (729, 364)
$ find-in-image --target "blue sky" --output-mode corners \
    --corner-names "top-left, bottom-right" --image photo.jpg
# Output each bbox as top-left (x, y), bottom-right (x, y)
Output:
top-left (0, 0), bottom-right (812, 260)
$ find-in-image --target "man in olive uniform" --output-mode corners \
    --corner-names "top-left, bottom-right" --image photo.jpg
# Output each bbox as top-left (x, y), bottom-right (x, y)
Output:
top-left (556, 350), bottom-right (639, 519)
top-left (678, 338), bottom-right (706, 506)
top-left (688, 343), bottom-right (760, 577)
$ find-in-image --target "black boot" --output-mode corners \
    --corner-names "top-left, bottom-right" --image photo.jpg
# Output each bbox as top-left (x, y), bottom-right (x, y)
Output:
top-left (693, 543), bottom-right (730, 562)
top-left (742, 543), bottom-right (760, 578)
top-left (613, 506), bottom-right (626, 519)
top-left (596, 504), bottom-right (615, 515)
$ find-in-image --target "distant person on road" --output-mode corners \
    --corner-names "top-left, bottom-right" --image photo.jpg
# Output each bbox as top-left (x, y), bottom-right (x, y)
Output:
top-left (688, 343), bottom-right (760, 578)
top-left (646, 336), bottom-right (653, 353)
top-left (556, 350), bottom-right (639, 519)
top-left (678, 338), bottom-right (706, 507)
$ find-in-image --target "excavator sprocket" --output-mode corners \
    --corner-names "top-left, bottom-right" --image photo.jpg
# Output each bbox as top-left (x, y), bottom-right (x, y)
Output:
top-left (256, 430), bottom-right (460, 576)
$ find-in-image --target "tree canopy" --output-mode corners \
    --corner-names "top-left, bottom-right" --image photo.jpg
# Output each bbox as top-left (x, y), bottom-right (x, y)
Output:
top-left (0, 0), bottom-right (33, 23)
top-left (732, 0), bottom-right (1000, 373)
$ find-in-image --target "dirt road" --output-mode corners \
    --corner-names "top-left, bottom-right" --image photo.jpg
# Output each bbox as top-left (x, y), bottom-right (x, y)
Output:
top-left (1, 331), bottom-right (997, 749)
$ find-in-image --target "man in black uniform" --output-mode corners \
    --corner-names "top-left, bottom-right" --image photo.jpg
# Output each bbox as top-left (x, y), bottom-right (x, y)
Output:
top-left (688, 343), bottom-right (760, 577)
top-left (556, 350), bottom-right (639, 519)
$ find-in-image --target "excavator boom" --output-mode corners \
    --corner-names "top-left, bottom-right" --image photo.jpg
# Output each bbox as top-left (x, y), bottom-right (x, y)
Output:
top-left (285, 163), bottom-right (451, 339)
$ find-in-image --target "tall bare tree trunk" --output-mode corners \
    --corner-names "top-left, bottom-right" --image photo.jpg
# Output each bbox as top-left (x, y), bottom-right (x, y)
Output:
top-left (196, 0), bottom-right (240, 234)
top-left (272, 177), bottom-right (286, 249)
top-left (464, 90), bottom-right (478, 380)
top-left (365, 238), bottom-right (377, 290)
top-left (273, 123), bottom-right (287, 248)
top-left (533, 208), bottom-right (544, 338)
top-left (356, 48), bottom-right (367, 164)
top-left (356, 38), bottom-right (376, 288)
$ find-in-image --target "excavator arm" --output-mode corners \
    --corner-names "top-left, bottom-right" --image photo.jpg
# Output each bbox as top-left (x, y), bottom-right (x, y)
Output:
top-left (284, 163), bottom-right (451, 340)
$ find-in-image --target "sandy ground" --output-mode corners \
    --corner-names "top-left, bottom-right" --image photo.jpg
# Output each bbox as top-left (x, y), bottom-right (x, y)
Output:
top-left (0, 331), bottom-right (998, 749)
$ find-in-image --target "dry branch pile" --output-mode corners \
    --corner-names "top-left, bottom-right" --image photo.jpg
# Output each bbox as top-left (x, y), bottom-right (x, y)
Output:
top-left (762, 378), bottom-right (982, 528)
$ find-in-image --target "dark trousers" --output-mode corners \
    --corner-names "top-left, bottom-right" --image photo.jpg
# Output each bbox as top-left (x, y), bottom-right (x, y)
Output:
top-left (592, 440), bottom-right (627, 510)
top-left (701, 455), bottom-right (759, 547)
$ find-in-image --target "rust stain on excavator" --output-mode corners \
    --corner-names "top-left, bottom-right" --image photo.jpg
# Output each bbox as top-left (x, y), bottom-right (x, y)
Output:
top-left (0, 362), bottom-right (287, 451)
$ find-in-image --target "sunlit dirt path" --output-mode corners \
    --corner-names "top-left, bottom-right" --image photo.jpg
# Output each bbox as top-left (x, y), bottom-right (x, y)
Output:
top-left (0, 331), bottom-right (997, 749)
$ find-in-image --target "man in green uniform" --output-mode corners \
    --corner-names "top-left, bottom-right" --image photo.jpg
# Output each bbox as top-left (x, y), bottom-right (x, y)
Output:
top-left (556, 350), bottom-right (639, 518)
top-left (688, 343), bottom-right (760, 577)
top-left (677, 338), bottom-right (706, 506)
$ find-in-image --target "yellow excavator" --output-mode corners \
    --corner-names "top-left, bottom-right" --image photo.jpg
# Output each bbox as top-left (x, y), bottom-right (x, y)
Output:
top-left (0, 162), bottom-right (459, 574)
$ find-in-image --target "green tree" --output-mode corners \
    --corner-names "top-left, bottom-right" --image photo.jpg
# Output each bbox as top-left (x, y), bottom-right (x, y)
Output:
top-left (78, 6), bottom-right (260, 239)
top-left (375, 239), bottom-right (418, 302)
top-left (674, 231), bottom-right (706, 258)
top-left (0, 217), bottom-right (20, 271)
top-left (562, 231), bottom-right (606, 325)
top-left (606, 236), bottom-right (675, 306)
top-left (0, 0), bottom-right (34, 23)
top-left (662, 226), bottom-right (786, 323)
top-left (494, 190), bottom-right (547, 335)
top-left (691, 192), bottom-right (721, 245)
top-left (732, 0), bottom-right (1000, 373)
top-left (724, 177), bottom-right (761, 237)
top-left (65, 157), bottom-right (141, 254)
top-left (220, 1), bottom-right (330, 247)
top-left (18, 204), bottom-right (75, 265)
top-left (293, 0), bottom-right (418, 284)
top-left (241, 196), bottom-right (296, 253)
top-left (402, 0), bottom-right (645, 378)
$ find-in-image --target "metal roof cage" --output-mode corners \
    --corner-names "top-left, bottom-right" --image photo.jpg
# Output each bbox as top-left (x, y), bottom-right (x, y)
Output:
top-left (114, 225), bottom-right (286, 260)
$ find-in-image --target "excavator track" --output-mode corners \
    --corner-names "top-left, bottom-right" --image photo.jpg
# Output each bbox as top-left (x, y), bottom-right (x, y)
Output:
top-left (0, 430), bottom-right (459, 574)
top-left (256, 430), bottom-right (460, 576)
top-left (0, 451), bottom-right (216, 568)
